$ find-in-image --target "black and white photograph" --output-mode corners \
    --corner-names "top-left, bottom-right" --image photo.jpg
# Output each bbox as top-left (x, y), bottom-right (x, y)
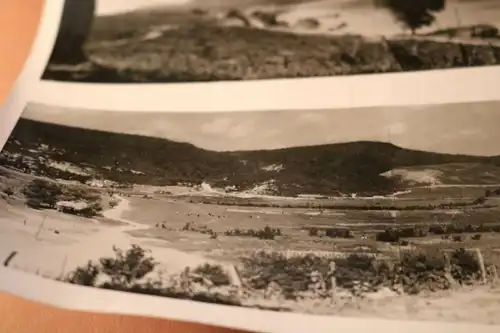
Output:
top-left (42, 0), bottom-right (500, 83)
top-left (1, 101), bottom-right (500, 324)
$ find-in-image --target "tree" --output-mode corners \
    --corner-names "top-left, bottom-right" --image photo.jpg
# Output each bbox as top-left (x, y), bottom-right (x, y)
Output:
top-left (376, 0), bottom-right (446, 35)
top-left (99, 245), bottom-right (157, 288)
top-left (22, 179), bottom-right (62, 208)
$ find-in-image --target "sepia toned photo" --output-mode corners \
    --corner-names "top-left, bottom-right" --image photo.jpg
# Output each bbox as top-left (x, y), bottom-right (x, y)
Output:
top-left (1, 101), bottom-right (500, 324)
top-left (42, 0), bottom-right (500, 83)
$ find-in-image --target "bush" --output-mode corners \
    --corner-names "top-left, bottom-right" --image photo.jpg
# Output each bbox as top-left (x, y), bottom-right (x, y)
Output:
top-left (240, 251), bottom-right (330, 298)
top-left (224, 226), bottom-right (282, 240)
top-left (325, 228), bottom-right (354, 239)
top-left (240, 251), bottom-right (393, 298)
top-left (429, 224), bottom-right (446, 235)
top-left (66, 261), bottom-right (100, 286)
top-left (64, 245), bottom-right (242, 307)
top-left (3, 187), bottom-right (14, 197)
top-left (241, 247), bottom-right (487, 298)
top-left (308, 227), bottom-right (319, 237)
top-left (99, 245), bottom-right (157, 288)
top-left (450, 248), bottom-right (481, 284)
top-left (397, 249), bottom-right (449, 294)
top-left (192, 263), bottom-right (231, 286)
top-left (22, 179), bottom-right (62, 208)
top-left (376, 228), bottom-right (400, 243)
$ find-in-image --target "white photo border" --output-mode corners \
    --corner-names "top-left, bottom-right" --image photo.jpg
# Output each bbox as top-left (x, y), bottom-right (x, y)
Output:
top-left (32, 65), bottom-right (500, 113)
top-left (1, 267), bottom-right (499, 333)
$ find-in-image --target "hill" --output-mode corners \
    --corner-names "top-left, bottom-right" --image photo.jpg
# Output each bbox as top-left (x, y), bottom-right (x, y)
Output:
top-left (381, 163), bottom-right (500, 187)
top-left (1, 118), bottom-right (499, 196)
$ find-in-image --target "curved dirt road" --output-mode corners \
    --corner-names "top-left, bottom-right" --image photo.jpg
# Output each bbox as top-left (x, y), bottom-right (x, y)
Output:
top-left (0, 196), bottom-right (221, 278)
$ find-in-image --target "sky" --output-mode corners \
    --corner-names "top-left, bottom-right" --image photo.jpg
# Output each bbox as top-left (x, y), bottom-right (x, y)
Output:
top-left (95, 0), bottom-right (500, 35)
top-left (20, 100), bottom-right (500, 156)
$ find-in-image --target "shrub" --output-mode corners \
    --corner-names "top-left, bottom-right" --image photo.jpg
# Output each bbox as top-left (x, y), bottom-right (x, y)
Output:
top-left (64, 245), bottom-right (242, 307)
top-left (3, 187), bottom-right (14, 197)
top-left (98, 245), bottom-right (157, 288)
top-left (429, 224), bottom-right (446, 235)
top-left (240, 252), bottom-right (393, 298)
top-left (325, 228), bottom-right (353, 239)
top-left (192, 263), bottom-right (231, 286)
top-left (240, 251), bottom-right (330, 298)
top-left (224, 226), bottom-right (282, 240)
top-left (376, 228), bottom-right (400, 243)
top-left (22, 179), bottom-right (62, 208)
top-left (397, 249), bottom-right (449, 294)
top-left (66, 261), bottom-right (100, 286)
top-left (450, 248), bottom-right (481, 284)
top-left (308, 227), bottom-right (319, 237)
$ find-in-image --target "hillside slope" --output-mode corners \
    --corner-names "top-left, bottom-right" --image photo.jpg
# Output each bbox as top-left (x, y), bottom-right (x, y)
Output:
top-left (1, 118), bottom-right (499, 196)
top-left (381, 163), bottom-right (500, 186)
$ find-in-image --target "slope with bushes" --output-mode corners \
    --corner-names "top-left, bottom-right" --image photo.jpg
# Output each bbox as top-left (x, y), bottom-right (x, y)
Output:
top-left (2, 118), bottom-right (500, 196)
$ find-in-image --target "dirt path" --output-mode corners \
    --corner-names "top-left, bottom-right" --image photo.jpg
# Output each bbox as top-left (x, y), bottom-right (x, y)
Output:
top-left (70, 196), bottom-right (225, 274)
top-left (0, 197), bottom-right (223, 279)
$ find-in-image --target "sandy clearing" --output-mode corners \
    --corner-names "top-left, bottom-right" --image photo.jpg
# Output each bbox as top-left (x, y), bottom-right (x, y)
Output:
top-left (0, 197), bottom-right (224, 279)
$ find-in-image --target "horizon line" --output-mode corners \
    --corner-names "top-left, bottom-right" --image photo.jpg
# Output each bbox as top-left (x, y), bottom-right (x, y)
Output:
top-left (12, 116), bottom-right (500, 158)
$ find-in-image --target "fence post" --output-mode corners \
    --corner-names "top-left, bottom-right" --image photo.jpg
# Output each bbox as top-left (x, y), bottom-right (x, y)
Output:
top-left (473, 248), bottom-right (487, 284)
top-left (490, 264), bottom-right (499, 286)
top-left (328, 261), bottom-right (337, 302)
top-left (443, 251), bottom-right (458, 288)
top-left (34, 216), bottom-right (46, 240)
top-left (3, 251), bottom-right (18, 267)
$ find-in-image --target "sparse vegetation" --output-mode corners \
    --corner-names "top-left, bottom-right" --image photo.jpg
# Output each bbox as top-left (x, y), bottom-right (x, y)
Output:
top-left (224, 226), bottom-right (282, 240)
top-left (64, 245), bottom-right (240, 306)
top-left (22, 179), bottom-right (62, 209)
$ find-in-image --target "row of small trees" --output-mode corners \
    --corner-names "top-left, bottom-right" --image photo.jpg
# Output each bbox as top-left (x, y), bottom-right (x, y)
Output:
top-left (224, 226), bottom-right (282, 240)
top-left (307, 227), bottom-right (354, 239)
top-left (376, 223), bottom-right (500, 243)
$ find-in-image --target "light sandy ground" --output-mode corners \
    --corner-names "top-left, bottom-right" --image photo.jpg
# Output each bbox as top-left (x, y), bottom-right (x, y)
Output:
top-left (0, 197), bottom-right (223, 279)
top-left (240, 285), bottom-right (500, 325)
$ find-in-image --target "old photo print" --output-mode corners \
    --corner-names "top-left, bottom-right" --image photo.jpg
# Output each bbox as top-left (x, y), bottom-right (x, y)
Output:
top-left (42, 0), bottom-right (500, 83)
top-left (0, 101), bottom-right (500, 325)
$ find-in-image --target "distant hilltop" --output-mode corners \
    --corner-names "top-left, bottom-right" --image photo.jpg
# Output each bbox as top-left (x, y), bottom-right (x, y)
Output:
top-left (3, 118), bottom-right (500, 197)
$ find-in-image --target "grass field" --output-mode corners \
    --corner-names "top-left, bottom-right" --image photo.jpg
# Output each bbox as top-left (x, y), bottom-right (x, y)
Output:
top-left (120, 194), bottom-right (500, 266)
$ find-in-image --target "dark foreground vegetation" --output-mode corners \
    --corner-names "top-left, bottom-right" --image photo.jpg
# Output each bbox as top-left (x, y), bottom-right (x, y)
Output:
top-left (4, 118), bottom-right (500, 197)
top-left (64, 245), bottom-right (242, 306)
top-left (62, 244), bottom-right (498, 307)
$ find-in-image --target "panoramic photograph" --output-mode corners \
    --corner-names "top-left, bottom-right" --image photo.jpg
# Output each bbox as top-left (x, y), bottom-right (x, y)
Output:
top-left (0, 101), bottom-right (500, 324)
top-left (42, 0), bottom-right (500, 83)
